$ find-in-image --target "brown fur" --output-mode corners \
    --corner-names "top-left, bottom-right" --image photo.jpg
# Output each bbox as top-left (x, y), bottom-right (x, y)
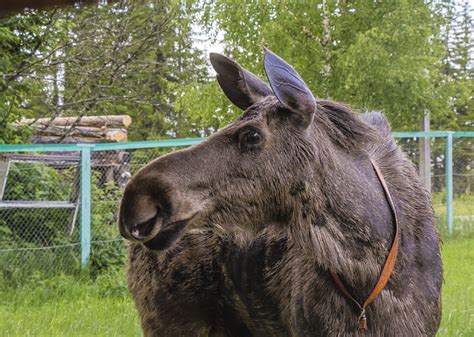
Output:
top-left (120, 96), bottom-right (442, 336)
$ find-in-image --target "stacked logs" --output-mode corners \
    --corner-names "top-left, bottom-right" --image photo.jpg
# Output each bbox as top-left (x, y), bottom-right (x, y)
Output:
top-left (19, 115), bottom-right (132, 144)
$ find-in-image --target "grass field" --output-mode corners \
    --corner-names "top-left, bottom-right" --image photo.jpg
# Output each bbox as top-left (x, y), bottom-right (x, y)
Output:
top-left (0, 269), bottom-right (141, 336)
top-left (1, 237), bottom-right (473, 336)
top-left (437, 237), bottom-right (474, 337)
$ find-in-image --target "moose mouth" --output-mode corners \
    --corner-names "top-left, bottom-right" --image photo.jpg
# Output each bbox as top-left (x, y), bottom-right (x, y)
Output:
top-left (142, 218), bottom-right (192, 251)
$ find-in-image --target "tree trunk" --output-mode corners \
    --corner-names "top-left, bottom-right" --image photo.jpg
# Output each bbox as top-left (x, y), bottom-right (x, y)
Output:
top-left (321, 0), bottom-right (332, 80)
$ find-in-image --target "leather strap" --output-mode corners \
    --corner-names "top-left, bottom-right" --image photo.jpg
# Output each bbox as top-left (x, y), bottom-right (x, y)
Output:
top-left (330, 158), bottom-right (400, 333)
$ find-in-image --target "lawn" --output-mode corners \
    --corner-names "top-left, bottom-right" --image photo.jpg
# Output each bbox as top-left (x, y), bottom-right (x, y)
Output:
top-left (438, 237), bottom-right (474, 336)
top-left (1, 237), bottom-right (473, 336)
top-left (0, 270), bottom-right (141, 337)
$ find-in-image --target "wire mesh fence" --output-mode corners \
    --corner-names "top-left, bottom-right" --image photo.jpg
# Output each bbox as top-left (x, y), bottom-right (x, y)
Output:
top-left (0, 154), bottom-right (81, 285)
top-left (0, 133), bottom-right (472, 284)
top-left (396, 134), bottom-right (473, 236)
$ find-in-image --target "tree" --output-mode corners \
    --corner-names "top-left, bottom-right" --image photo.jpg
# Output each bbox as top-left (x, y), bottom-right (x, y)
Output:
top-left (0, 10), bottom-right (61, 143)
top-left (1, 1), bottom-right (471, 141)
top-left (436, 0), bottom-right (473, 195)
top-left (439, 0), bottom-right (473, 130)
top-left (0, 1), bottom-right (206, 142)
top-left (192, 1), bottom-right (456, 131)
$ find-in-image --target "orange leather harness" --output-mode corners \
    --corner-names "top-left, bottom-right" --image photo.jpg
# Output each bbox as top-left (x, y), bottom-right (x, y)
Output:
top-left (330, 158), bottom-right (400, 333)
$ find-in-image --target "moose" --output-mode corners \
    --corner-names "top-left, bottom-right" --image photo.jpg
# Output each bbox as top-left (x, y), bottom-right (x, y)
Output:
top-left (119, 49), bottom-right (442, 337)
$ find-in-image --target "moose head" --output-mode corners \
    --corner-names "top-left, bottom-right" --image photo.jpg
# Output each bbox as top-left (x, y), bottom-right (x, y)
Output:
top-left (119, 49), bottom-right (443, 337)
top-left (119, 49), bottom-right (372, 250)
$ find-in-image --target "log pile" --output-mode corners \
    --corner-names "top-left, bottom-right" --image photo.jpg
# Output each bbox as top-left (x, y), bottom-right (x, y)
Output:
top-left (19, 115), bottom-right (132, 144)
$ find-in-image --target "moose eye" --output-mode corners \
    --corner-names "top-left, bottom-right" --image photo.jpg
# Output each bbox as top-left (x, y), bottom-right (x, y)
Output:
top-left (245, 131), bottom-right (262, 144)
top-left (239, 128), bottom-right (264, 150)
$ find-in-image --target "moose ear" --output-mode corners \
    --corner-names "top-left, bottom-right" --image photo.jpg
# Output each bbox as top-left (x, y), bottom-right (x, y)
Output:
top-left (210, 53), bottom-right (272, 110)
top-left (263, 49), bottom-right (316, 128)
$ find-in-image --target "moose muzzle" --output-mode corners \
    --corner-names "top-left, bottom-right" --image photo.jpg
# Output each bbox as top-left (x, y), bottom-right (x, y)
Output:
top-left (118, 149), bottom-right (209, 250)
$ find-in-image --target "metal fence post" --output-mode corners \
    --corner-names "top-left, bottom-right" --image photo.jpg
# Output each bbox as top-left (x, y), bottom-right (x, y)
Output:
top-left (445, 132), bottom-right (454, 235)
top-left (80, 145), bottom-right (92, 267)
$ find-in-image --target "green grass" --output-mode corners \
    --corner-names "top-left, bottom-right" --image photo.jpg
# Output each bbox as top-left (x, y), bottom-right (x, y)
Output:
top-left (0, 269), bottom-right (141, 337)
top-left (438, 237), bottom-right (474, 336)
top-left (0, 237), bottom-right (473, 336)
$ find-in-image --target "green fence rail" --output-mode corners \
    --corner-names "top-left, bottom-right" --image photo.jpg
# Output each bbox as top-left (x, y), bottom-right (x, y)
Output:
top-left (0, 131), bottom-right (472, 267)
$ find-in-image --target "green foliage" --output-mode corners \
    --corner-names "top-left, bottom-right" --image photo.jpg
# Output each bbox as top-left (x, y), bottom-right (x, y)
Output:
top-left (0, 1), bottom-right (206, 142)
top-left (438, 1), bottom-right (473, 130)
top-left (331, 3), bottom-right (447, 129)
top-left (1, 1), bottom-right (471, 139)
top-left (194, 1), bottom-right (473, 131)
top-left (174, 80), bottom-right (241, 135)
top-left (52, 1), bottom-right (206, 140)
top-left (89, 177), bottom-right (125, 278)
top-left (0, 10), bottom-right (61, 143)
top-left (4, 163), bottom-right (71, 201)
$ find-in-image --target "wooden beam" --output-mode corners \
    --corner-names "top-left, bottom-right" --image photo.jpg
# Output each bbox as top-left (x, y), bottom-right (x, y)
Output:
top-left (30, 136), bottom-right (115, 144)
top-left (31, 125), bottom-right (128, 143)
top-left (20, 115), bottom-right (132, 128)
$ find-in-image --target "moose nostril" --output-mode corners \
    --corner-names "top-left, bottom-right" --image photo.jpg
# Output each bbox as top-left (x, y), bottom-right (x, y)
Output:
top-left (130, 214), bottom-right (157, 241)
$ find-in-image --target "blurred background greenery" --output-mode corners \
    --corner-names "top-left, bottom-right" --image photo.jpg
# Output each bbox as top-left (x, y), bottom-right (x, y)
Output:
top-left (0, 0), bottom-right (472, 144)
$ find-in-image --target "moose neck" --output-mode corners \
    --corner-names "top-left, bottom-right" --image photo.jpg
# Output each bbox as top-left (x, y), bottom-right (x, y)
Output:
top-left (287, 137), bottom-right (395, 290)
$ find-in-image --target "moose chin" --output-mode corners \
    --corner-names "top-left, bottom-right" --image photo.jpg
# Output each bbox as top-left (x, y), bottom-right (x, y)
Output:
top-left (119, 49), bottom-right (442, 337)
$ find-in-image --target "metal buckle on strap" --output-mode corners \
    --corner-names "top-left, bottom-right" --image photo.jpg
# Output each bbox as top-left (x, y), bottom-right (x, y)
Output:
top-left (358, 309), bottom-right (367, 332)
